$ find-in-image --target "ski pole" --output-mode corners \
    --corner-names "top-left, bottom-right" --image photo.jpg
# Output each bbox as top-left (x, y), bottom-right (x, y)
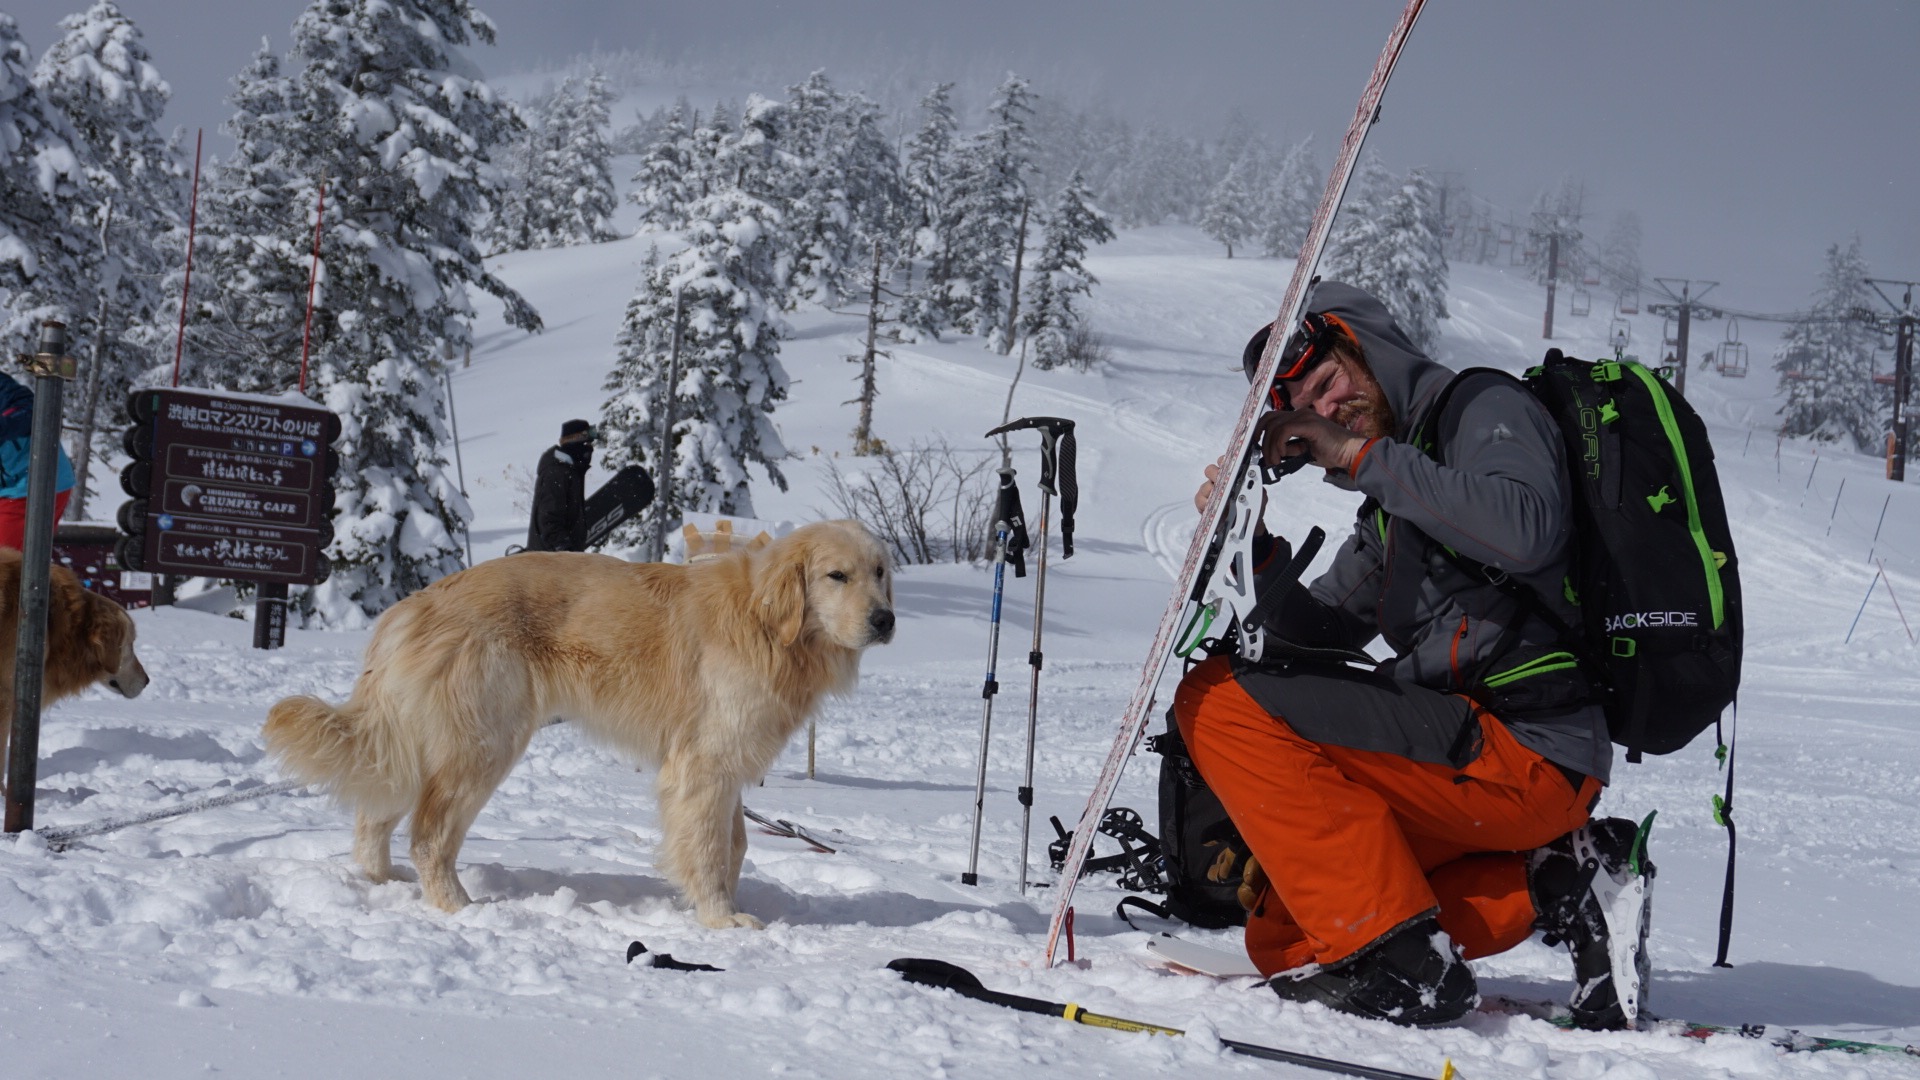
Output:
top-left (963, 469), bottom-right (1029, 886)
top-left (888, 959), bottom-right (1449, 1080)
top-left (986, 417), bottom-right (1077, 893)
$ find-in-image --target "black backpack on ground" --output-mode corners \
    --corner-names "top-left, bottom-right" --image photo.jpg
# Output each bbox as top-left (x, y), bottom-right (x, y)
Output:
top-left (1139, 708), bottom-right (1249, 930)
top-left (1422, 351), bottom-right (1743, 762)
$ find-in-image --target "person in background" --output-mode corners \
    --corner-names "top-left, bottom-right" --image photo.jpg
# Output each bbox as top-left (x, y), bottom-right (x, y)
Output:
top-left (0, 370), bottom-right (74, 551)
top-left (525, 419), bottom-right (598, 552)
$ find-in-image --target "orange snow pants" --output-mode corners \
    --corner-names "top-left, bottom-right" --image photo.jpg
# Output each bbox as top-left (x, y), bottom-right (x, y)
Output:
top-left (1172, 655), bottom-right (1601, 977)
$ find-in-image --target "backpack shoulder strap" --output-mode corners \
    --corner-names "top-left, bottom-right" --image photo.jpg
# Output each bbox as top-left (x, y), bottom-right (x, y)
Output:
top-left (1416, 364), bottom-right (1611, 696)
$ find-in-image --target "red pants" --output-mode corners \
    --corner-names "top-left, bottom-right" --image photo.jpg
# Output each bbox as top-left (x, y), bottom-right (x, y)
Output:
top-left (1173, 655), bottom-right (1600, 975)
top-left (0, 490), bottom-right (70, 552)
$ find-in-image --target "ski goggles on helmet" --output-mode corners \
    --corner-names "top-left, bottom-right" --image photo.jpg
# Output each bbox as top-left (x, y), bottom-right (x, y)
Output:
top-left (1243, 311), bottom-right (1358, 410)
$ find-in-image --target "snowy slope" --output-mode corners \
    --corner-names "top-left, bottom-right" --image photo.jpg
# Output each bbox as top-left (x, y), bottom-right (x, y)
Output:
top-left (3, 221), bottom-right (1918, 1080)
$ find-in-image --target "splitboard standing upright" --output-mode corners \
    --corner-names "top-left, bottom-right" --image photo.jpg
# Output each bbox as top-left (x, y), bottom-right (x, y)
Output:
top-left (1043, 0), bottom-right (1430, 966)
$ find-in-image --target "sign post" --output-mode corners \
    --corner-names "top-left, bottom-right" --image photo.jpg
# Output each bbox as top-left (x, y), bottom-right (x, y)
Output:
top-left (5, 321), bottom-right (78, 833)
top-left (119, 388), bottom-right (339, 651)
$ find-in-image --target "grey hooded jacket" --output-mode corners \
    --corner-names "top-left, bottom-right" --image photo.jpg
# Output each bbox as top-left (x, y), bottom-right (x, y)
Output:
top-left (1260, 281), bottom-right (1612, 784)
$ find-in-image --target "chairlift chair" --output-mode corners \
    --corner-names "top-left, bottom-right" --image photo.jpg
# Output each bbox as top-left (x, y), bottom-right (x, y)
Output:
top-left (1617, 290), bottom-right (1640, 316)
top-left (1569, 288), bottom-right (1592, 318)
top-left (1582, 271), bottom-right (1601, 287)
top-left (1715, 342), bottom-right (1749, 377)
top-left (1872, 346), bottom-right (1897, 386)
top-left (1609, 318), bottom-right (1631, 353)
top-left (1715, 318), bottom-right (1748, 377)
top-left (1662, 316), bottom-right (1679, 348)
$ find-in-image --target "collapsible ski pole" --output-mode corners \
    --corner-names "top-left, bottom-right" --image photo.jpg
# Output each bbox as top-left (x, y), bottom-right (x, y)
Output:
top-left (888, 959), bottom-right (1447, 1080)
top-left (986, 417), bottom-right (1077, 893)
top-left (963, 468), bottom-right (1029, 886)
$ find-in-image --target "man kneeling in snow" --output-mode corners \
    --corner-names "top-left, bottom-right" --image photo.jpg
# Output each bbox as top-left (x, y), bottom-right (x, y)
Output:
top-left (1178, 282), bottom-right (1646, 1028)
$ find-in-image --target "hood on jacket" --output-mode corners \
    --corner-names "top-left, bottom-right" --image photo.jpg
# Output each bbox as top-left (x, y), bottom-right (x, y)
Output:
top-left (0, 372), bottom-right (34, 418)
top-left (1244, 282), bottom-right (1457, 440)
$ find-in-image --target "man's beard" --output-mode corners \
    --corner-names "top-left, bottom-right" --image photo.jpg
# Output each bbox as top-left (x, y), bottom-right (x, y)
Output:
top-left (1333, 363), bottom-right (1397, 439)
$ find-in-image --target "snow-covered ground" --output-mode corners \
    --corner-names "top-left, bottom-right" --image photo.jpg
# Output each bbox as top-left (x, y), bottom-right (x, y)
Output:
top-left (4, 221), bottom-right (1918, 1079)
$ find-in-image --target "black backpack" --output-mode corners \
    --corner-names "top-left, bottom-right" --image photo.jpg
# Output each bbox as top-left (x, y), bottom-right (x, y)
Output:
top-left (1138, 709), bottom-right (1249, 930)
top-left (1428, 351), bottom-right (1746, 965)
top-left (1423, 350), bottom-right (1743, 762)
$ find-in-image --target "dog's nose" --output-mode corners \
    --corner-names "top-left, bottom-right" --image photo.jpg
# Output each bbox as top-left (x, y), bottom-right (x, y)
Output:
top-left (869, 608), bottom-right (895, 639)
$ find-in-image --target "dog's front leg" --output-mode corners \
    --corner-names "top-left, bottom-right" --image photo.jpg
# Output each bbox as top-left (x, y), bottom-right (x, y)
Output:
top-left (657, 755), bottom-right (764, 929)
top-left (728, 796), bottom-right (748, 903)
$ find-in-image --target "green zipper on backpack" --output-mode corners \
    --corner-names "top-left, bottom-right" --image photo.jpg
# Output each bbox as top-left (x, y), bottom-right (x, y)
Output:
top-left (1625, 362), bottom-right (1724, 630)
top-left (1483, 650), bottom-right (1581, 689)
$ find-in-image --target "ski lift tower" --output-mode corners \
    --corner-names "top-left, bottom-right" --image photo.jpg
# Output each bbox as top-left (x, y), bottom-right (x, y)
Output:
top-left (1531, 212), bottom-right (1583, 340)
top-left (1646, 278), bottom-right (1721, 396)
top-left (1855, 278), bottom-right (1919, 481)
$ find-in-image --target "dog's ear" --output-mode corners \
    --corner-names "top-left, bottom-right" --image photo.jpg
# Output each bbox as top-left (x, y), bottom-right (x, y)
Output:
top-left (755, 546), bottom-right (807, 647)
top-left (84, 593), bottom-right (128, 674)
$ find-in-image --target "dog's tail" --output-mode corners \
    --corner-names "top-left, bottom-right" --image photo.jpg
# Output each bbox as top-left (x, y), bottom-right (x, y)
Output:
top-left (263, 693), bottom-right (415, 812)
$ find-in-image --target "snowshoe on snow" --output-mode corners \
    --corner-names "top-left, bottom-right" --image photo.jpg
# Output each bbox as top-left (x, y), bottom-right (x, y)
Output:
top-left (1529, 813), bottom-right (1656, 1030)
top-left (1266, 915), bottom-right (1478, 1027)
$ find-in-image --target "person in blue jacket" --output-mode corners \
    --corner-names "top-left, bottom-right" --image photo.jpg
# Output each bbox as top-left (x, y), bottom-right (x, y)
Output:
top-left (0, 370), bottom-right (75, 550)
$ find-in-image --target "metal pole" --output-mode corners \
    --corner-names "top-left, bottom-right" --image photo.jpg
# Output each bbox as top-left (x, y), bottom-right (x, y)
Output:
top-left (1542, 232), bottom-right (1558, 340)
top-left (170, 130), bottom-right (201, 388)
top-left (1015, 484), bottom-right (1053, 893)
top-left (1892, 299), bottom-right (1912, 483)
top-left (1675, 283), bottom-right (1691, 396)
top-left (298, 182), bottom-right (326, 395)
top-left (5, 322), bottom-right (76, 832)
top-left (443, 369), bottom-right (473, 567)
top-left (962, 514), bottom-right (1013, 887)
top-left (647, 290), bottom-right (685, 563)
top-left (69, 197), bottom-right (113, 522)
top-left (252, 581), bottom-right (288, 650)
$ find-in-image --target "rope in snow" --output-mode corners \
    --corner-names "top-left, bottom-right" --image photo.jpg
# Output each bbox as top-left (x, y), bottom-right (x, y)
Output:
top-left (34, 778), bottom-right (308, 852)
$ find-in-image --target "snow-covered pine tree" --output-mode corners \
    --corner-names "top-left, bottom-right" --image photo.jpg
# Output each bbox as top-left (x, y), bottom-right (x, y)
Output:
top-left (1325, 162), bottom-right (1448, 352)
top-left (279, 0), bottom-right (542, 623)
top-left (1260, 134), bottom-right (1319, 259)
top-left (514, 70), bottom-right (616, 248)
top-left (1601, 210), bottom-right (1642, 303)
top-left (629, 99), bottom-right (696, 231)
top-left (1200, 158), bottom-right (1258, 258)
top-left (1024, 170), bottom-right (1114, 371)
top-left (943, 73), bottom-right (1036, 352)
top-left (897, 82), bottom-right (959, 339)
top-left (599, 188), bottom-right (792, 547)
top-left (179, 39), bottom-right (311, 396)
top-left (1322, 152), bottom-right (1390, 287)
top-left (29, 0), bottom-right (184, 518)
top-left (779, 70), bottom-right (902, 305)
top-left (1775, 238), bottom-right (1880, 450)
top-left (0, 15), bottom-right (91, 351)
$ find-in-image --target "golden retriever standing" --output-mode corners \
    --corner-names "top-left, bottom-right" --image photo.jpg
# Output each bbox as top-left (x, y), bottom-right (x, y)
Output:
top-left (263, 520), bottom-right (894, 928)
top-left (0, 548), bottom-right (150, 771)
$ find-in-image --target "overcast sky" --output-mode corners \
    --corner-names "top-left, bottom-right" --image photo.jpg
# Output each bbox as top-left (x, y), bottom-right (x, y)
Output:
top-left (8, 0), bottom-right (1917, 313)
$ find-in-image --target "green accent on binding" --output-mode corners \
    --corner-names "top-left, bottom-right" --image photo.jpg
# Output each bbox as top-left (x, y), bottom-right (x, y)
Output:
top-left (1712, 794), bottom-right (1728, 827)
top-left (1630, 810), bottom-right (1657, 876)
top-left (1483, 651), bottom-right (1580, 689)
top-left (1175, 602), bottom-right (1217, 658)
top-left (1611, 636), bottom-right (1637, 658)
top-left (1647, 486), bottom-right (1677, 513)
top-left (1626, 362), bottom-right (1726, 629)
top-left (1563, 576), bottom-right (1579, 606)
top-left (1599, 401), bottom-right (1620, 424)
